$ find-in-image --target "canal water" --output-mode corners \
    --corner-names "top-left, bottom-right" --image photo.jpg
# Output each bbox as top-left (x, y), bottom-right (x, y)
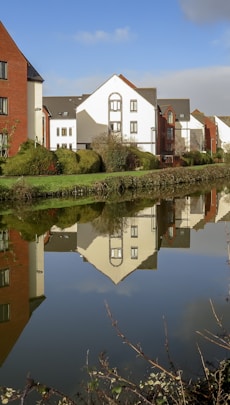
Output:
top-left (0, 184), bottom-right (230, 402)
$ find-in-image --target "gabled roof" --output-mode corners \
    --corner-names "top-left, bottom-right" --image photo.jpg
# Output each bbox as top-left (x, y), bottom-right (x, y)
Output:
top-left (43, 95), bottom-right (89, 119)
top-left (119, 74), bottom-right (136, 89)
top-left (27, 61), bottom-right (44, 83)
top-left (0, 21), bottom-right (44, 83)
top-left (216, 116), bottom-right (230, 127)
top-left (119, 74), bottom-right (157, 106)
top-left (136, 88), bottom-right (157, 107)
top-left (158, 98), bottom-right (190, 121)
top-left (191, 109), bottom-right (205, 124)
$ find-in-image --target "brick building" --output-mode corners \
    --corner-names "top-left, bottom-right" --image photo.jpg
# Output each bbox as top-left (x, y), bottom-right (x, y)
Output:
top-left (0, 21), bottom-right (43, 157)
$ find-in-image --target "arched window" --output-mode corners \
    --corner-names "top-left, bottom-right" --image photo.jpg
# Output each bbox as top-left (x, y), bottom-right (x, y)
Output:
top-left (109, 93), bottom-right (122, 111)
top-left (167, 111), bottom-right (173, 124)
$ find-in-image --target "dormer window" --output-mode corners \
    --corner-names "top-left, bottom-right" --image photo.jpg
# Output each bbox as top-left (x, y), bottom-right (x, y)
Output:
top-left (0, 62), bottom-right (7, 80)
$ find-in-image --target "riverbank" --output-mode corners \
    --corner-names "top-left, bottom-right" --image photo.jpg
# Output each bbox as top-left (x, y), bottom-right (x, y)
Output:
top-left (0, 164), bottom-right (230, 201)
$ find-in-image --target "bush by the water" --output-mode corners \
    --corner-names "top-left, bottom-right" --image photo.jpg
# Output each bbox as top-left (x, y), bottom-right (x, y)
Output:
top-left (181, 150), bottom-right (213, 166)
top-left (54, 148), bottom-right (79, 174)
top-left (3, 141), bottom-right (59, 175)
top-left (75, 149), bottom-right (102, 174)
top-left (126, 146), bottom-right (160, 170)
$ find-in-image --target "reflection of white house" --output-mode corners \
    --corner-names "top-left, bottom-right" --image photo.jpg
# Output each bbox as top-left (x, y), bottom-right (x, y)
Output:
top-left (175, 196), bottom-right (205, 229)
top-left (215, 191), bottom-right (230, 222)
top-left (77, 206), bottom-right (158, 284)
top-left (29, 235), bottom-right (45, 299)
top-left (76, 74), bottom-right (157, 154)
top-left (214, 116), bottom-right (230, 152)
top-left (44, 224), bottom-right (78, 252)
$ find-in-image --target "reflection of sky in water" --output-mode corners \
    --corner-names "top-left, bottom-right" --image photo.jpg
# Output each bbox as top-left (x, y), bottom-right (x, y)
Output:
top-left (0, 219), bottom-right (229, 399)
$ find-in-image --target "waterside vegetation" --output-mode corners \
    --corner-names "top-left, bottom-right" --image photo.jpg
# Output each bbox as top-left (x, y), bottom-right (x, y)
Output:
top-left (0, 163), bottom-right (230, 201)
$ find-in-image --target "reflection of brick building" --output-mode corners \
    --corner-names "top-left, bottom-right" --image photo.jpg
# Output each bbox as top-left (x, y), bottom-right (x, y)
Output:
top-left (0, 229), bottom-right (45, 366)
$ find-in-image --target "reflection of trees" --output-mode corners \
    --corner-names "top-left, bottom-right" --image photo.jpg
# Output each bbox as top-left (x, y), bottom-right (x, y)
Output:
top-left (0, 203), bottom-right (103, 241)
top-left (91, 199), bottom-right (157, 235)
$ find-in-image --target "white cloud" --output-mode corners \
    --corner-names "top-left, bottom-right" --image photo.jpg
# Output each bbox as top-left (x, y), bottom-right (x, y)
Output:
top-left (179, 0), bottom-right (230, 23)
top-left (137, 66), bottom-right (230, 115)
top-left (73, 26), bottom-right (133, 44)
top-left (43, 66), bottom-right (230, 116)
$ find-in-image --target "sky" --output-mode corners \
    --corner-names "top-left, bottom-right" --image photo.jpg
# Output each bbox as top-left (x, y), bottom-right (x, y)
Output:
top-left (1, 0), bottom-right (230, 115)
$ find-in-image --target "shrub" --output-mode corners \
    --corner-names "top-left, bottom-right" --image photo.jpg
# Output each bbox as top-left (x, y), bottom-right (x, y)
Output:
top-left (126, 147), bottom-right (159, 170)
top-left (54, 148), bottom-right (79, 174)
top-left (91, 133), bottom-right (129, 172)
top-left (181, 150), bottom-right (213, 166)
top-left (76, 149), bottom-right (102, 173)
top-left (3, 142), bottom-right (59, 175)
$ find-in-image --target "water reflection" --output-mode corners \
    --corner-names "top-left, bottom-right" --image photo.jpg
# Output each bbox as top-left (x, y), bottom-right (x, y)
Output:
top-left (0, 184), bottom-right (230, 396)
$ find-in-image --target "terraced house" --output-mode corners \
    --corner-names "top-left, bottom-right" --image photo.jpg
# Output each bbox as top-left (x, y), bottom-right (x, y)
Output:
top-left (0, 21), bottom-right (44, 157)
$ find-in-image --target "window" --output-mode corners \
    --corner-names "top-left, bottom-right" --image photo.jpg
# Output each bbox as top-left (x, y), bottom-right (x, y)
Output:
top-left (131, 247), bottom-right (138, 259)
top-left (167, 111), bottom-right (173, 124)
top-left (110, 122), bottom-right (121, 132)
top-left (0, 62), bottom-right (7, 79)
top-left (130, 100), bottom-right (137, 112)
top-left (69, 128), bottom-right (72, 136)
top-left (111, 248), bottom-right (122, 258)
top-left (167, 128), bottom-right (173, 140)
top-left (0, 303), bottom-right (10, 322)
top-left (0, 230), bottom-right (9, 252)
top-left (131, 225), bottom-right (138, 238)
top-left (0, 133), bottom-right (8, 157)
top-left (56, 128), bottom-right (60, 136)
top-left (61, 144), bottom-right (67, 148)
top-left (69, 144), bottom-right (72, 150)
top-left (61, 128), bottom-right (67, 136)
top-left (110, 100), bottom-right (121, 111)
top-left (57, 143), bottom-right (60, 149)
top-left (166, 143), bottom-right (173, 152)
top-left (0, 98), bottom-right (8, 115)
top-left (0, 269), bottom-right (10, 287)
top-left (130, 121), bottom-right (138, 134)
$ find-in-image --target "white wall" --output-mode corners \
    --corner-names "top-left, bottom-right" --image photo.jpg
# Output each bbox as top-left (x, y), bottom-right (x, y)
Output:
top-left (27, 81), bottom-right (43, 145)
top-left (214, 116), bottom-right (230, 152)
top-left (76, 74), bottom-right (157, 154)
top-left (50, 118), bottom-right (77, 151)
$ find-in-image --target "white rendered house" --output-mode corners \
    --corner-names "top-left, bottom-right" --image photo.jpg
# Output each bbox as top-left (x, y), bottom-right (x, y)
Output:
top-left (76, 74), bottom-right (158, 154)
top-left (214, 116), bottom-right (230, 152)
top-left (43, 96), bottom-right (88, 151)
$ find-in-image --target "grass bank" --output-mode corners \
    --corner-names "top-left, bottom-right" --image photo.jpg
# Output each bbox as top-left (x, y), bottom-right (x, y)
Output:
top-left (0, 164), bottom-right (229, 201)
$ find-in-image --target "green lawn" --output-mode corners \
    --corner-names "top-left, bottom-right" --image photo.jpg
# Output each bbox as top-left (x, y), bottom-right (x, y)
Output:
top-left (0, 171), bottom-right (152, 192)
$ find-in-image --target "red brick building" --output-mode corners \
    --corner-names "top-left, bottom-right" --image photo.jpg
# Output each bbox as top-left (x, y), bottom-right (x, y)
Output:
top-left (0, 21), bottom-right (43, 157)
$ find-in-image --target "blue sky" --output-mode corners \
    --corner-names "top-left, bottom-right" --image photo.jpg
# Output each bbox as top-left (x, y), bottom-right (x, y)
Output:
top-left (2, 0), bottom-right (230, 115)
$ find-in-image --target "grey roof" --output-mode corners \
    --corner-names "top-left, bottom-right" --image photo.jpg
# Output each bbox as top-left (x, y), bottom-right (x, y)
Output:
top-left (44, 232), bottom-right (77, 252)
top-left (43, 95), bottom-right (89, 119)
top-left (27, 61), bottom-right (44, 82)
top-left (217, 116), bottom-right (230, 127)
top-left (136, 88), bottom-right (157, 107)
top-left (158, 98), bottom-right (190, 121)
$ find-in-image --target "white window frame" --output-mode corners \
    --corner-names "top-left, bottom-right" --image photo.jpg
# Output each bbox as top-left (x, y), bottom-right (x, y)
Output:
top-left (110, 122), bottom-right (121, 132)
top-left (0, 268), bottom-right (10, 287)
top-left (110, 100), bottom-right (121, 111)
top-left (130, 99), bottom-right (137, 112)
top-left (0, 97), bottom-right (8, 115)
top-left (130, 121), bottom-right (138, 134)
top-left (131, 247), bottom-right (138, 259)
top-left (111, 248), bottom-right (122, 258)
top-left (0, 62), bottom-right (7, 80)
